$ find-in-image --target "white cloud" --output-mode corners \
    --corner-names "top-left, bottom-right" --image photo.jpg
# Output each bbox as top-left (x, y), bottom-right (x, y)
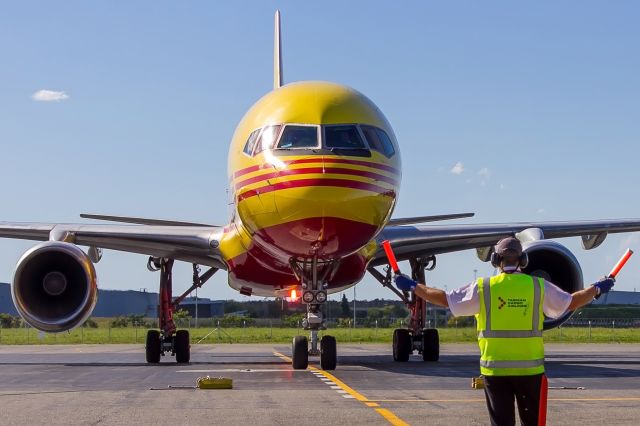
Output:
top-left (537, 208), bottom-right (546, 214)
top-left (499, 183), bottom-right (506, 190)
top-left (450, 162), bottom-right (464, 175)
top-left (478, 168), bottom-right (491, 179)
top-left (31, 89), bottom-right (69, 102)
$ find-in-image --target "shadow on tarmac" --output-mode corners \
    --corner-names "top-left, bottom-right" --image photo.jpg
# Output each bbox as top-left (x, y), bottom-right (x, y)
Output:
top-left (334, 353), bottom-right (640, 379)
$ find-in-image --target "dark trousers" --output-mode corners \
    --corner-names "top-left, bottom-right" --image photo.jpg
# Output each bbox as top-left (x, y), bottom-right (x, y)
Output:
top-left (483, 373), bottom-right (547, 426)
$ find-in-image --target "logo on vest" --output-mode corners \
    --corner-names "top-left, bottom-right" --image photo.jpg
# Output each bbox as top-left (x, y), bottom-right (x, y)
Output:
top-left (507, 298), bottom-right (528, 309)
top-left (497, 296), bottom-right (529, 312)
top-left (497, 296), bottom-right (506, 309)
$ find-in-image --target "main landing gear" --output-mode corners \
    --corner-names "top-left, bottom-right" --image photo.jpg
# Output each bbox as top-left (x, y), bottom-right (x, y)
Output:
top-left (145, 258), bottom-right (217, 364)
top-left (369, 255), bottom-right (440, 362)
top-left (290, 258), bottom-right (338, 371)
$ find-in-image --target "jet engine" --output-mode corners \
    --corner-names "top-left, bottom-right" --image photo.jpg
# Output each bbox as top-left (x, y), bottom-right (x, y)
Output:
top-left (11, 241), bottom-right (98, 333)
top-left (520, 240), bottom-right (583, 329)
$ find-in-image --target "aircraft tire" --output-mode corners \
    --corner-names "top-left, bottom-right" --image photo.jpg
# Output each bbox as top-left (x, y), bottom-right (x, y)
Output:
top-left (421, 328), bottom-right (439, 362)
top-left (146, 330), bottom-right (161, 363)
top-left (174, 330), bottom-right (190, 363)
top-left (292, 335), bottom-right (308, 369)
top-left (320, 335), bottom-right (337, 370)
top-left (393, 329), bottom-right (411, 362)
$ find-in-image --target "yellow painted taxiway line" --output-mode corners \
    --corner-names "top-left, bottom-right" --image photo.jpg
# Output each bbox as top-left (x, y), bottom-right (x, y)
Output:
top-left (369, 397), bottom-right (640, 403)
top-left (273, 352), bottom-right (409, 426)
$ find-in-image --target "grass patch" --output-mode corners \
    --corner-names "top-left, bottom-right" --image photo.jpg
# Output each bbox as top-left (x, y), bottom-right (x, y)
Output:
top-left (0, 326), bottom-right (638, 345)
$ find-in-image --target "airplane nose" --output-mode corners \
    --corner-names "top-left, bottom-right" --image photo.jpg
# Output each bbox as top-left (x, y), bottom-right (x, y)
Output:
top-left (235, 156), bottom-right (399, 258)
top-left (262, 180), bottom-right (395, 257)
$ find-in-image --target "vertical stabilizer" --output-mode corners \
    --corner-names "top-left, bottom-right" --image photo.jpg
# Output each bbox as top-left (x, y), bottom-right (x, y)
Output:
top-left (274, 10), bottom-right (283, 89)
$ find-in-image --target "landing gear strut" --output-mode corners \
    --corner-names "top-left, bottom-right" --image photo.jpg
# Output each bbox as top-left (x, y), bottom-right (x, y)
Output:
top-left (290, 258), bottom-right (338, 370)
top-left (369, 255), bottom-right (440, 362)
top-left (145, 258), bottom-right (217, 364)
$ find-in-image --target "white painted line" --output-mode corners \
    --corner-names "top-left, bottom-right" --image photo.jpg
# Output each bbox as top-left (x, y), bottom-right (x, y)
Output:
top-left (324, 382), bottom-right (336, 386)
top-left (330, 386), bottom-right (341, 390)
top-left (336, 390), bottom-right (348, 394)
top-left (342, 395), bottom-right (356, 399)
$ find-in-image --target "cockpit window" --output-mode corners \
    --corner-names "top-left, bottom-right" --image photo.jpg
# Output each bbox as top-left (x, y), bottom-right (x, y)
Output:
top-left (361, 125), bottom-right (395, 158)
top-left (324, 125), bottom-right (366, 149)
top-left (242, 129), bottom-right (261, 156)
top-left (277, 125), bottom-right (319, 149)
top-left (254, 125), bottom-right (282, 154)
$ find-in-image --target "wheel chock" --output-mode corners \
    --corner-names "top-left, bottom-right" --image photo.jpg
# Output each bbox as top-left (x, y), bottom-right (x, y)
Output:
top-left (197, 376), bottom-right (233, 389)
top-left (471, 376), bottom-right (484, 389)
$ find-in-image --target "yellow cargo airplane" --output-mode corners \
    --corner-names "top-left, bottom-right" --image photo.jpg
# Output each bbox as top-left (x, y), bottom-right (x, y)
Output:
top-left (2, 11), bottom-right (640, 369)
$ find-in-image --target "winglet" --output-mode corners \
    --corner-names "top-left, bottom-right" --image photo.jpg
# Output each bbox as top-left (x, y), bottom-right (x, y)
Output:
top-left (274, 10), bottom-right (283, 89)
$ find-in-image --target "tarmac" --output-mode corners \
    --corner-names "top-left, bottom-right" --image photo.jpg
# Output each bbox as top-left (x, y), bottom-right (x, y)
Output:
top-left (0, 343), bottom-right (639, 425)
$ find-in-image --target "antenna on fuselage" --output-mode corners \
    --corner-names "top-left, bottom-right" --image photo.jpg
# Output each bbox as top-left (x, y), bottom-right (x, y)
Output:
top-left (274, 10), bottom-right (283, 89)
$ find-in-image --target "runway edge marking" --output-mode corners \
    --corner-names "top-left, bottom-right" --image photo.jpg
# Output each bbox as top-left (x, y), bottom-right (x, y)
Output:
top-left (273, 352), bottom-right (409, 426)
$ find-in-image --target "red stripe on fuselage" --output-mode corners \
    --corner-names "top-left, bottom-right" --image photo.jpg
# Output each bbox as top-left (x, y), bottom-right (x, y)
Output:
top-left (233, 157), bottom-right (399, 179)
top-left (234, 166), bottom-right (399, 192)
top-left (236, 178), bottom-right (396, 202)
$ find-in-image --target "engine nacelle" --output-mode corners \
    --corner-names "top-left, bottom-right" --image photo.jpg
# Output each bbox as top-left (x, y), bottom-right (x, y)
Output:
top-left (12, 242), bottom-right (98, 333)
top-left (520, 240), bottom-right (583, 330)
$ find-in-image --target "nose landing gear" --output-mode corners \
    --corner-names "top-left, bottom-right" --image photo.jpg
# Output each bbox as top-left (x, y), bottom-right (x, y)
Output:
top-left (290, 258), bottom-right (338, 370)
top-left (291, 305), bottom-right (338, 370)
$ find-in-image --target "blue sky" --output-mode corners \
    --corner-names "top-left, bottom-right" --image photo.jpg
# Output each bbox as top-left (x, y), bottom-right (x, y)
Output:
top-left (1, 1), bottom-right (639, 303)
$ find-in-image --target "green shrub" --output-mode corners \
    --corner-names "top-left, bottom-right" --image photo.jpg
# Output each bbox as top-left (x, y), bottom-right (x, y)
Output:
top-left (83, 318), bottom-right (98, 328)
top-left (110, 316), bottom-right (129, 328)
top-left (0, 313), bottom-right (22, 328)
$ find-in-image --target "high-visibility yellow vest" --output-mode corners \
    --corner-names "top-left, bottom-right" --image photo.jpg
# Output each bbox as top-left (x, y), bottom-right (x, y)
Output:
top-left (475, 273), bottom-right (545, 376)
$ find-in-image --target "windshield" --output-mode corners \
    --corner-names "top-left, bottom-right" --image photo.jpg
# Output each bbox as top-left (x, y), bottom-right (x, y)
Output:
top-left (324, 125), bottom-right (366, 149)
top-left (277, 125), bottom-right (319, 149)
top-left (361, 125), bottom-right (395, 157)
top-left (254, 125), bottom-right (282, 154)
top-left (242, 129), bottom-right (261, 156)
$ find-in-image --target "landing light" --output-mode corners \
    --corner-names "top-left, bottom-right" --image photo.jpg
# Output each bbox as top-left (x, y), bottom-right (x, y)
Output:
top-left (302, 291), bottom-right (315, 303)
top-left (290, 289), bottom-right (298, 301)
top-left (316, 291), bottom-right (327, 303)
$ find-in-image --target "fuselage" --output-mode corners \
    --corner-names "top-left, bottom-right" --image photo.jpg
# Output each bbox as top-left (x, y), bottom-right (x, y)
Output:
top-left (218, 81), bottom-right (401, 297)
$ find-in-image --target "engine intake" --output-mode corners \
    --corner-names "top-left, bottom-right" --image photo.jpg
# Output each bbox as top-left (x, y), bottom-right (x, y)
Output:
top-left (12, 242), bottom-right (98, 333)
top-left (521, 240), bottom-right (583, 330)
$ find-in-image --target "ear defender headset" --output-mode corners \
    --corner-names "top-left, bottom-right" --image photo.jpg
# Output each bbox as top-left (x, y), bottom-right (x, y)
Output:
top-left (490, 241), bottom-right (529, 269)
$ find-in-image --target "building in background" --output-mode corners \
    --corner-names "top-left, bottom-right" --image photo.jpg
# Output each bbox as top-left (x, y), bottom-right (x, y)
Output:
top-left (175, 297), bottom-right (225, 318)
top-left (592, 290), bottom-right (640, 305)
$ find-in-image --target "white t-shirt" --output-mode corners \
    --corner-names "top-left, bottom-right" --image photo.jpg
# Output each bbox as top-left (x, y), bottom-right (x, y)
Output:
top-left (445, 269), bottom-right (572, 319)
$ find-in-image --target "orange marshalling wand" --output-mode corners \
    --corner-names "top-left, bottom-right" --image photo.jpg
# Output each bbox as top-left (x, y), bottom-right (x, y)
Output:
top-left (608, 249), bottom-right (634, 278)
top-left (382, 240), bottom-right (400, 274)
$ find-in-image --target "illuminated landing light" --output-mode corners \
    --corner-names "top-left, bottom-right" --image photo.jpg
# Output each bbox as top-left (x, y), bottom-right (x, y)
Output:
top-left (286, 289), bottom-right (300, 303)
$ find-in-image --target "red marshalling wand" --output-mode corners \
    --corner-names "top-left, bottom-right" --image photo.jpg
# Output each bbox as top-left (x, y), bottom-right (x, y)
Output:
top-left (382, 240), bottom-right (400, 274)
top-left (608, 249), bottom-right (634, 279)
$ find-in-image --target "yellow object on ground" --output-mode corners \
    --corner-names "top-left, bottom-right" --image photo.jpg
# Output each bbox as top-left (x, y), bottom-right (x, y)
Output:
top-left (471, 376), bottom-right (485, 389)
top-left (197, 376), bottom-right (233, 389)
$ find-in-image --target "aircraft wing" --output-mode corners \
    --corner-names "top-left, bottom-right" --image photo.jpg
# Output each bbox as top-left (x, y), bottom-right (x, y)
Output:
top-left (0, 222), bottom-right (227, 269)
top-left (372, 219), bottom-right (640, 266)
